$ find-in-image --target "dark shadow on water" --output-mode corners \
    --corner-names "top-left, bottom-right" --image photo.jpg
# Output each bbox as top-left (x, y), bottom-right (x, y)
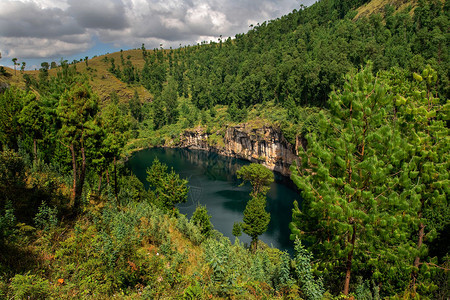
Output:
top-left (215, 189), bottom-right (250, 201)
top-left (221, 199), bottom-right (248, 213)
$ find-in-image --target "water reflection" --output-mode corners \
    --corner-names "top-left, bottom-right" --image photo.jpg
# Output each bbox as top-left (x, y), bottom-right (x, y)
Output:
top-left (127, 147), bottom-right (301, 253)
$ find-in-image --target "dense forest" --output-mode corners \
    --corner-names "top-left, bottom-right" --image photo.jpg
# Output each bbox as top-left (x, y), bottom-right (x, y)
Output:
top-left (0, 0), bottom-right (448, 298)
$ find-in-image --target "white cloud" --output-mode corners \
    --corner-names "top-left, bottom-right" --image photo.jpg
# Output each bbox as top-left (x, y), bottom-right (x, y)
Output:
top-left (0, 0), bottom-right (317, 61)
top-left (0, 36), bottom-right (92, 58)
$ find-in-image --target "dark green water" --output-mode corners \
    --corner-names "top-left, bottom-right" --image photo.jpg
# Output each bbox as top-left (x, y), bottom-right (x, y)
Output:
top-left (127, 147), bottom-right (301, 253)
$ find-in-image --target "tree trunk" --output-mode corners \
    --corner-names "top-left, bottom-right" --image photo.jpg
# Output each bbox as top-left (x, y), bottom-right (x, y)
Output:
top-left (98, 172), bottom-right (103, 194)
top-left (74, 145), bottom-right (86, 211)
top-left (33, 138), bottom-right (37, 161)
top-left (106, 169), bottom-right (110, 185)
top-left (70, 143), bottom-right (77, 208)
top-left (114, 156), bottom-right (118, 200)
top-left (251, 237), bottom-right (258, 254)
top-left (343, 223), bottom-right (356, 295)
top-left (411, 221), bottom-right (425, 291)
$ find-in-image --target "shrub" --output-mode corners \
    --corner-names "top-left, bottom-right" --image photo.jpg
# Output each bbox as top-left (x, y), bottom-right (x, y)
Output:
top-left (176, 214), bottom-right (203, 245)
top-left (191, 205), bottom-right (213, 238)
top-left (0, 201), bottom-right (16, 243)
top-left (294, 239), bottom-right (324, 300)
top-left (183, 282), bottom-right (203, 299)
top-left (10, 273), bottom-right (50, 300)
top-left (34, 201), bottom-right (58, 231)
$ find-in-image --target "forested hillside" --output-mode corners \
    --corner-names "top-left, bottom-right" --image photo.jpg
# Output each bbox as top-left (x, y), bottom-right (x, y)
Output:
top-left (0, 0), bottom-right (448, 298)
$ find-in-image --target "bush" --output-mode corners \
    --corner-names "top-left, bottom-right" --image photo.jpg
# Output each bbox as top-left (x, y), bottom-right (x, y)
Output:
top-left (191, 205), bottom-right (213, 238)
top-left (294, 239), bottom-right (324, 300)
top-left (0, 201), bottom-right (16, 243)
top-left (10, 273), bottom-right (50, 300)
top-left (183, 282), bottom-right (203, 299)
top-left (34, 201), bottom-right (58, 231)
top-left (176, 214), bottom-right (203, 245)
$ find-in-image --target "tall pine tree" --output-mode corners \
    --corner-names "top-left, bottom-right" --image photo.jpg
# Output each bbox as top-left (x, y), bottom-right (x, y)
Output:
top-left (290, 66), bottom-right (418, 296)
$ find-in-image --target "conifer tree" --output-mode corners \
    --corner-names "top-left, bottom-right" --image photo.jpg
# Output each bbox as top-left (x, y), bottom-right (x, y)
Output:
top-left (161, 77), bottom-right (179, 125)
top-left (290, 66), bottom-right (418, 295)
top-left (242, 194), bottom-right (270, 253)
top-left (237, 163), bottom-right (274, 197)
top-left (237, 163), bottom-right (274, 252)
top-left (100, 100), bottom-right (129, 199)
top-left (18, 94), bottom-right (45, 161)
top-left (381, 66), bottom-right (450, 294)
top-left (191, 205), bottom-right (213, 237)
top-left (57, 82), bottom-right (99, 212)
top-left (146, 158), bottom-right (188, 211)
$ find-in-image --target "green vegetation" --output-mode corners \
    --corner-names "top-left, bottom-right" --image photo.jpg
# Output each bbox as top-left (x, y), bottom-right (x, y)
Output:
top-left (0, 0), bottom-right (448, 298)
top-left (235, 164), bottom-right (274, 252)
top-left (237, 163), bottom-right (275, 197)
top-left (290, 65), bottom-right (449, 297)
top-left (146, 158), bottom-right (188, 211)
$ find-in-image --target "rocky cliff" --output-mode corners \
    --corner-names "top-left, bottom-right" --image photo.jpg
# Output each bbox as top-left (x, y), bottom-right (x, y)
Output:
top-left (175, 124), bottom-right (299, 176)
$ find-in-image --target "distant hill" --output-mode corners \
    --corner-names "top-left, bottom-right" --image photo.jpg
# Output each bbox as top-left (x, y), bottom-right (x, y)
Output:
top-left (1, 0), bottom-right (447, 109)
top-left (1, 49), bottom-right (152, 107)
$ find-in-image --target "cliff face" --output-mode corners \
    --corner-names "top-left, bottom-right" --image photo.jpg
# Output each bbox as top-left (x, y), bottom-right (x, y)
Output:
top-left (176, 125), bottom-right (299, 176)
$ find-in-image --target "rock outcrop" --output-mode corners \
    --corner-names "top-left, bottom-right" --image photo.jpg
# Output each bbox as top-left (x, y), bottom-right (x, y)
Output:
top-left (175, 124), bottom-right (299, 176)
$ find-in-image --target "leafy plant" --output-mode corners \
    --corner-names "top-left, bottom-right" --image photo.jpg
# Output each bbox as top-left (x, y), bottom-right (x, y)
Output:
top-left (34, 201), bottom-right (58, 231)
top-left (183, 282), bottom-right (203, 299)
top-left (191, 205), bottom-right (213, 238)
top-left (294, 239), bottom-right (324, 300)
top-left (10, 273), bottom-right (50, 300)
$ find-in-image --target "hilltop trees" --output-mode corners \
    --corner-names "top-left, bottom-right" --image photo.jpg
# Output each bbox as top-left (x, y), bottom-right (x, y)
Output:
top-left (11, 58), bottom-right (18, 75)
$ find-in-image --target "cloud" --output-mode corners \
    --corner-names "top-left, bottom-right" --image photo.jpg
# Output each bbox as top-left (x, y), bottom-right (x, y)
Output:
top-left (0, 0), bottom-right (317, 61)
top-left (0, 1), bottom-right (83, 38)
top-left (68, 0), bottom-right (129, 30)
top-left (0, 36), bottom-right (92, 58)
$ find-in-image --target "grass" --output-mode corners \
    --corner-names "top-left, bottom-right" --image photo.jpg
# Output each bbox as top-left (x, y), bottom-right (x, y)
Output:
top-left (2, 48), bottom-right (153, 108)
top-left (354, 0), bottom-right (419, 20)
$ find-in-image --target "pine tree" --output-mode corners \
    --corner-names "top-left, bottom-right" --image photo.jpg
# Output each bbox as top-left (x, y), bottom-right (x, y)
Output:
top-left (57, 82), bottom-right (99, 212)
top-left (146, 158), bottom-right (188, 211)
top-left (237, 163), bottom-right (274, 197)
top-left (18, 94), bottom-right (45, 161)
top-left (381, 66), bottom-right (449, 294)
top-left (236, 163), bottom-right (274, 252)
top-left (290, 66), bottom-right (418, 295)
top-left (191, 205), bottom-right (213, 237)
top-left (161, 77), bottom-right (179, 125)
top-left (242, 194), bottom-right (270, 253)
top-left (100, 100), bottom-right (129, 199)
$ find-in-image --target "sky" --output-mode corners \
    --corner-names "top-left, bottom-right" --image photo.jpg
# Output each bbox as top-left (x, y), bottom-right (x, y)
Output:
top-left (0, 0), bottom-right (317, 70)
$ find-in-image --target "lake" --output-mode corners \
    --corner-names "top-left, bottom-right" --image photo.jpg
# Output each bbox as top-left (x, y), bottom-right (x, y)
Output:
top-left (127, 147), bottom-right (301, 253)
